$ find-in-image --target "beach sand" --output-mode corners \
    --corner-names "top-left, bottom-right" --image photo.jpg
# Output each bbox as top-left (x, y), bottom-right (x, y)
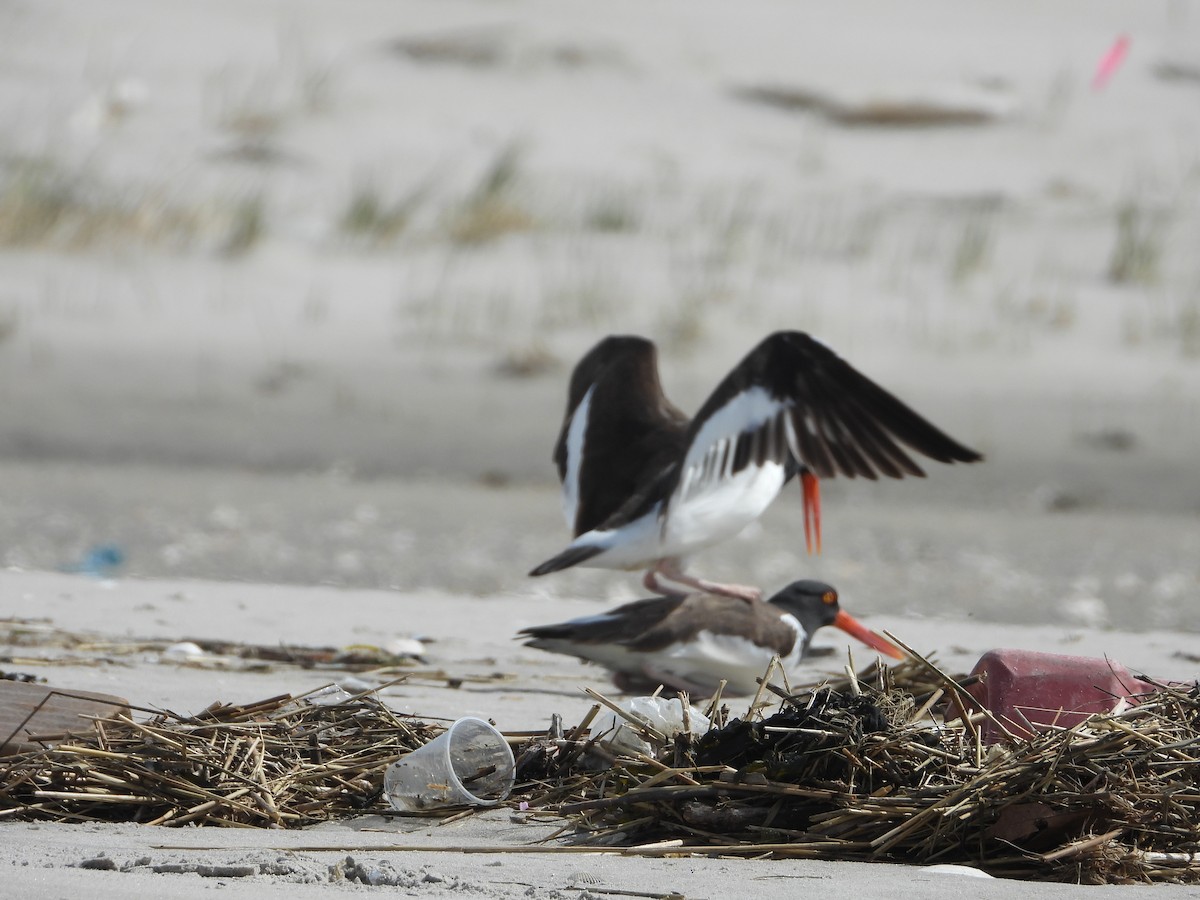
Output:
top-left (3, 569), bottom-right (1200, 898)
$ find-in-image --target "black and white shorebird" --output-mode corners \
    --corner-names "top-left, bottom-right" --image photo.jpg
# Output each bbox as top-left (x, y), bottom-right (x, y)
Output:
top-left (529, 331), bottom-right (982, 602)
top-left (519, 580), bottom-right (904, 696)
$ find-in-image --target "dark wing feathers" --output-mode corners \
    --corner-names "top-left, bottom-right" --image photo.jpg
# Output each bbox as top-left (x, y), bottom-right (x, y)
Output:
top-left (668, 330), bottom-right (980, 497)
top-left (821, 386), bottom-right (925, 477)
top-left (519, 595), bottom-right (686, 646)
top-left (792, 409), bottom-right (839, 479)
top-left (814, 402), bottom-right (881, 478)
top-left (786, 332), bottom-right (981, 467)
top-left (519, 593), bottom-right (796, 657)
top-left (629, 593), bottom-right (796, 654)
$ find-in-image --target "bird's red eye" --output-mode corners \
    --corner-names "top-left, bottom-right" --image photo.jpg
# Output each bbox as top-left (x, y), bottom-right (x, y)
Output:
top-left (822, 591), bottom-right (836, 605)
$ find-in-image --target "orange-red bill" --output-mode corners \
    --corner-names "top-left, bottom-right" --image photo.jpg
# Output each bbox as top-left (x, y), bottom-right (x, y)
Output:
top-left (801, 471), bottom-right (822, 555)
top-left (832, 610), bottom-right (906, 660)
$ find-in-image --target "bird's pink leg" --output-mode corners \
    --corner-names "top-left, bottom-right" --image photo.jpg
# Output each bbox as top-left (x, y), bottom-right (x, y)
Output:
top-left (643, 559), bottom-right (762, 604)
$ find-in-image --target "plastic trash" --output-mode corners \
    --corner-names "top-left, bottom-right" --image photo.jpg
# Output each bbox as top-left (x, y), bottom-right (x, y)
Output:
top-left (384, 717), bottom-right (515, 811)
top-left (589, 696), bottom-right (712, 757)
top-left (963, 648), bottom-right (1160, 743)
top-left (162, 641), bottom-right (205, 661)
top-left (63, 544), bottom-right (125, 578)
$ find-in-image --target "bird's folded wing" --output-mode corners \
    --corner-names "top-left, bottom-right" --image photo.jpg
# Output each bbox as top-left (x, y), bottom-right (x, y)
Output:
top-left (553, 336), bottom-right (688, 535)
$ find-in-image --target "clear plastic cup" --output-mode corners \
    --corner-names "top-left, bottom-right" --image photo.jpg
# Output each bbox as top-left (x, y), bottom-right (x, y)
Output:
top-left (383, 717), bottom-right (515, 812)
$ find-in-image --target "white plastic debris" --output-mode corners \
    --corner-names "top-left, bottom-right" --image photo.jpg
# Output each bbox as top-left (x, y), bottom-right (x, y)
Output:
top-left (589, 696), bottom-right (712, 757)
top-left (306, 685), bottom-right (355, 706)
top-left (162, 641), bottom-right (205, 661)
top-left (384, 637), bottom-right (426, 659)
top-left (337, 676), bottom-right (376, 695)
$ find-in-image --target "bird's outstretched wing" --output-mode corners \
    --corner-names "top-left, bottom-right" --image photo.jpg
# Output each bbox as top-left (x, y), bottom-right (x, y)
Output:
top-left (666, 330), bottom-right (983, 507)
top-left (553, 335), bottom-right (689, 536)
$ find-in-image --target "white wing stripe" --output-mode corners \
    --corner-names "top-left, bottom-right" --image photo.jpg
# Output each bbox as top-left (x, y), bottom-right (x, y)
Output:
top-left (561, 385), bottom-right (595, 530)
top-left (681, 386), bottom-right (788, 497)
top-left (784, 411), bottom-right (802, 463)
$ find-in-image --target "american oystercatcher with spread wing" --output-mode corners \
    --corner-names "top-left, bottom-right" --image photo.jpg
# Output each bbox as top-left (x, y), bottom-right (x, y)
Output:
top-left (529, 331), bottom-right (982, 601)
top-left (520, 580), bottom-right (903, 696)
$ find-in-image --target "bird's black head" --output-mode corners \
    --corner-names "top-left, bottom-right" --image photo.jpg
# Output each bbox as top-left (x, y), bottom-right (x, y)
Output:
top-left (767, 580), bottom-right (841, 639)
top-left (766, 580), bottom-right (905, 660)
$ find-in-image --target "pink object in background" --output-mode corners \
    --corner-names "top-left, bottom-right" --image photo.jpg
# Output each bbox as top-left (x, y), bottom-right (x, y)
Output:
top-left (963, 648), bottom-right (1159, 743)
top-left (1092, 35), bottom-right (1130, 90)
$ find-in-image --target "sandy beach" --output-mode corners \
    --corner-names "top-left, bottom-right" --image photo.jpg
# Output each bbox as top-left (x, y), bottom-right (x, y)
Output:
top-left (3, 570), bottom-right (1200, 898)
top-left (4, 567), bottom-right (1200, 899)
top-left (3, 0), bottom-right (1200, 894)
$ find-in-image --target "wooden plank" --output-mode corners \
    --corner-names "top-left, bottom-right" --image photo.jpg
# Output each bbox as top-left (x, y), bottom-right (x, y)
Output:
top-left (0, 681), bottom-right (130, 755)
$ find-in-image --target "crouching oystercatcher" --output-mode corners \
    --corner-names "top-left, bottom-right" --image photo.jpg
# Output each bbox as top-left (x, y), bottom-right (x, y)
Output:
top-left (519, 579), bottom-right (904, 695)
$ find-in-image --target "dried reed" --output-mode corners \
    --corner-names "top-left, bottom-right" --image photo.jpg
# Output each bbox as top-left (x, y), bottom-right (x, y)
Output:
top-left (546, 656), bottom-right (1200, 884)
top-left (0, 685), bottom-right (437, 827)
top-left (3, 651), bottom-right (1198, 884)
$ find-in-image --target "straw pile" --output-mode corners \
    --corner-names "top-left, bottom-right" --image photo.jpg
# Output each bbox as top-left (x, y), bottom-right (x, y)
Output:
top-left (539, 658), bottom-right (1200, 884)
top-left (0, 685), bottom-right (438, 826)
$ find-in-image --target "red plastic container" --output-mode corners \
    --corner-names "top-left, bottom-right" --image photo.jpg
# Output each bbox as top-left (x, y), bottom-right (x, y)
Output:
top-left (962, 649), bottom-right (1160, 743)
